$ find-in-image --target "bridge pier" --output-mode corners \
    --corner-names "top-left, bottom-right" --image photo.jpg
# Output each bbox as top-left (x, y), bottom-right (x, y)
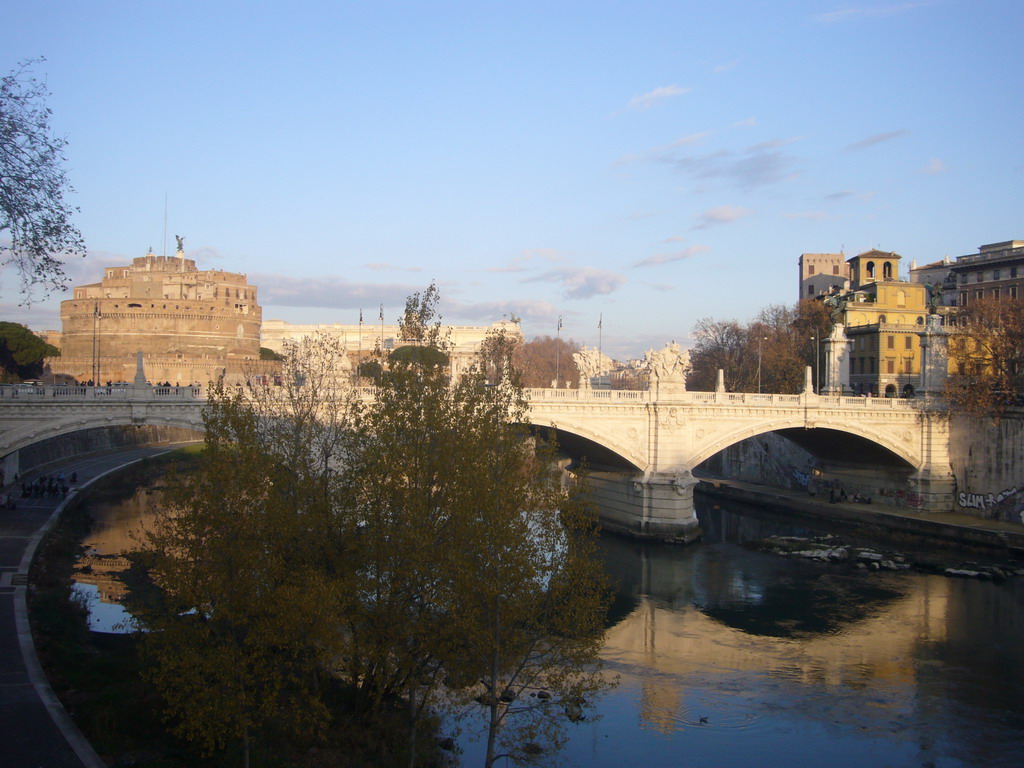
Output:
top-left (635, 472), bottom-right (703, 542)
top-left (586, 470), bottom-right (702, 543)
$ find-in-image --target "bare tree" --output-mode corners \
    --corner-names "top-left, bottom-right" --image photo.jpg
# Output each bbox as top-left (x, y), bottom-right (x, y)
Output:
top-left (0, 58), bottom-right (85, 299)
top-left (946, 298), bottom-right (1024, 418)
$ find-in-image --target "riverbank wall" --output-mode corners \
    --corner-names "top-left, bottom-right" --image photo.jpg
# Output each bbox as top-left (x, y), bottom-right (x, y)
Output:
top-left (698, 479), bottom-right (1024, 559)
top-left (2, 425), bottom-right (202, 483)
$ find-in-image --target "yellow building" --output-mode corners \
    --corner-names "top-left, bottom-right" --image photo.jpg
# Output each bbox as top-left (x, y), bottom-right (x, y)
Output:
top-left (827, 250), bottom-right (929, 397)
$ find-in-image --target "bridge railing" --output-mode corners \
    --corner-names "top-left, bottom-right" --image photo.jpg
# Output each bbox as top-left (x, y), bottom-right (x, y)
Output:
top-left (524, 387), bottom-right (919, 409)
top-left (0, 383), bottom-right (920, 411)
top-left (0, 384), bottom-right (206, 401)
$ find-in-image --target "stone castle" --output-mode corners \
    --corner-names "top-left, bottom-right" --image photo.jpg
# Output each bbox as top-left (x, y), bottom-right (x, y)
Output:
top-left (48, 245), bottom-right (519, 385)
top-left (51, 245), bottom-right (262, 385)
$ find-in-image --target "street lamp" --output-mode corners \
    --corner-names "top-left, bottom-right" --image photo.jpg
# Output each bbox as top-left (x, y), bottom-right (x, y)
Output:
top-left (757, 336), bottom-right (767, 393)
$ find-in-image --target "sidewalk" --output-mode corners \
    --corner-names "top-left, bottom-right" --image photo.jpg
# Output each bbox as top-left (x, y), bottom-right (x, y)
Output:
top-left (698, 478), bottom-right (1024, 554)
top-left (0, 446), bottom-right (186, 768)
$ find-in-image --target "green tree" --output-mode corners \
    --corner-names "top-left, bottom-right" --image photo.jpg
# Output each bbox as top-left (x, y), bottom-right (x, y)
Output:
top-left (135, 289), bottom-right (611, 767)
top-left (135, 335), bottom-right (357, 767)
top-left (1, 58), bottom-right (85, 299)
top-left (343, 289), bottom-right (611, 766)
top-left (0, 321), bottom-right (58, 381)
top-left (448, 333), bottom-right (610, 766)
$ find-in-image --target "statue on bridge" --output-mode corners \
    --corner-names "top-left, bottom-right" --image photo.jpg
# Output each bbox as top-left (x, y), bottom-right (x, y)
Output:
top-left (644, 342), bottom-right (690, 396)
top-left (572, 346), bottom-right (613, 389)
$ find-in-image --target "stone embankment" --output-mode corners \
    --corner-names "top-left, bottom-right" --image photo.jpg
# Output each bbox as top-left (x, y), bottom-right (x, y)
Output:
top-left (748, 534), bottom-right (1024, 582)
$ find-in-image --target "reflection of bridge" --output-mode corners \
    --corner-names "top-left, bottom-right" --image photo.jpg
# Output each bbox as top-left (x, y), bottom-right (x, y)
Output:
top-left (0, 374), bottom-right (954, 540)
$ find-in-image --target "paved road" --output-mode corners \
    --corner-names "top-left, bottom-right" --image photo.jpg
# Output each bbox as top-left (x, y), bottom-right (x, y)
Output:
top-left (0, 446), bottom-right (190, 768)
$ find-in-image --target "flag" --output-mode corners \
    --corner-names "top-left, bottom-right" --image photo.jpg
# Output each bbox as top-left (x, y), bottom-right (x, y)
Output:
top-left (379, 304), bottom-right (384, 321)
top-left (557, 315), bottom-right (562, 331)
top-left (598, 313), bottom-right (602, 329)
top-left (359, 309), bottom-right (363, 323)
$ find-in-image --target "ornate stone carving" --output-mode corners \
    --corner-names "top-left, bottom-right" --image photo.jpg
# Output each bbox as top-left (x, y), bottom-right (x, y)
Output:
top-left (572, 346), bottom-right (613, 389)
top-left (645, 342), bottom-right (690, 396)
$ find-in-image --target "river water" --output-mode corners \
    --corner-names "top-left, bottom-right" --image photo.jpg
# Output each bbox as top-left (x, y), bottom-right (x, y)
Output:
top-left (72, 487), bottom-right (1024, 767)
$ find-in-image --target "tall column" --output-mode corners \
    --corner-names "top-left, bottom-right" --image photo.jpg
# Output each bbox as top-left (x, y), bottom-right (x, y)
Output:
top-left (918, 314), bottom-right (949, 396)
top-left (823, 323), bottom-right (850, 395)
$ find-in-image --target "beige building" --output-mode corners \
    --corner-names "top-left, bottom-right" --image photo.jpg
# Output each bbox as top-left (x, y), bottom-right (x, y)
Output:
top-left (261, 318), bottom-right (523, 376)
top-left (949, 239), bottom-right (1024, 307)
top-left (52, 247), bottom-right (263, 385)
top-left (798, 252), bottom-right (850, 300)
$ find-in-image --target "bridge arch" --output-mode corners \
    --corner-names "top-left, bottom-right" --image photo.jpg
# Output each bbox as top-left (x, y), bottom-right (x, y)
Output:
top-left (688, 417), bottom-right (921, 473)
top-left (524, 418), bottom-right (647, 472)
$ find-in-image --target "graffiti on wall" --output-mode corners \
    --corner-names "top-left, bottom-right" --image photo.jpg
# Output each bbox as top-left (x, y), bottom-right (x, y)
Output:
top-left (957, 486), bottom-right (1019, 511)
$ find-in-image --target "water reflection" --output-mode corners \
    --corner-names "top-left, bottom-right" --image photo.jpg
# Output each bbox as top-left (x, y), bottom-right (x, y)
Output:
top-left (70, 483), bottom-right (1024, 766)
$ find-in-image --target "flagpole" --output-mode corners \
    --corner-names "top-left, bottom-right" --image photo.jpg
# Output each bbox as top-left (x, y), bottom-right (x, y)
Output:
top-left (598, 313), bottom-right (603, 376)
top-left (357, 309), bottom-right (363, 384)
top-left (555, 315), bottom-right (562, 388)
top-left (379, 304), bottom-right (384, 357)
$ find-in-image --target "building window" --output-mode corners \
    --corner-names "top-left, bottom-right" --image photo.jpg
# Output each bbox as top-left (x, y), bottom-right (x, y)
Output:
top-left (808, 265), bottom-right (815, 276)
top-left (977, 272), bottom-right (984, 283)
top-left (887, 336), bottom-right (894, 349)
top-left (959, 291), bottom-right (968, 306)
top-left (883, 262), bottom-right (893, 280)
top-left (904, 336), bottom-right (912, 349)
top-left (960, 273), bottom-right (967, 284)
top-left (994, 269), bottom-right (1001, 280)
top-left (1012, 267), bottom-right (1018, 278)
top-left (1012, 286), bottom-right (1019, 300)
top-left (975, 290), bottom-right (984, 301)
top-left (808, 285), bottom-right (814, 296)
top-left (866, 261), bottom-right (876, 278)
top-left (992, 288), bottom-right (1000, 300)
top-left (833, 265), bottom-right (840, 275)
top-left (878, 315), bottom-right (887, 324)
top-left (886, 359), bottom-right (895, 374)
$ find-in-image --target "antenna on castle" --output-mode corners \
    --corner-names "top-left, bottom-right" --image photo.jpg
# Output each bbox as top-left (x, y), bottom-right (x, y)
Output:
top-left (162, 192), bottom-right (168, 257)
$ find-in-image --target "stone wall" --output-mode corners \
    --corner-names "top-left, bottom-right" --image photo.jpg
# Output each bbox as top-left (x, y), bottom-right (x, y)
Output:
top-left (5, 424), bottom-right (202, 481)
top-left (948, 411), bottom-right (1024, 523)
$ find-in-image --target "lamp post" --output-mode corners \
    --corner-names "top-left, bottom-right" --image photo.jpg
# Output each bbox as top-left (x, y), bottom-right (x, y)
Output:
top-left (757, 336), bottom-right (767, 393)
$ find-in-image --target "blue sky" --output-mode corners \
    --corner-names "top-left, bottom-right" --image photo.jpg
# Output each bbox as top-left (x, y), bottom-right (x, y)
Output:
top-left (3, 0), bottom-right (1021, 359)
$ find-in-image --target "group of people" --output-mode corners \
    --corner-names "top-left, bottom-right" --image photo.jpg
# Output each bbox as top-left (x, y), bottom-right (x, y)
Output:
top-left (18, 470), bottom-right (76, 501)
top-left (829, 487), bottom-right (872, 504)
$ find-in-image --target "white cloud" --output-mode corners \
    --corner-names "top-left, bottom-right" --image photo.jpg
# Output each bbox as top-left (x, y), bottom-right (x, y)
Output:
top-left (844, 130), bottom-right (908, 151)
top-left (633, 245), bottom-right (710, 268)
top-left (627, 84), bottom-right (691, 111)
top-left (252, 273), bottom-right (423, 310)
top-left (816, 3), bottom-right (934, 24)
top-left (671, 147), bottom-right (800, 189)
top-left (693, 206), bottom-right (752, 229)
top-left (525, 266), bottom-right (626, 299)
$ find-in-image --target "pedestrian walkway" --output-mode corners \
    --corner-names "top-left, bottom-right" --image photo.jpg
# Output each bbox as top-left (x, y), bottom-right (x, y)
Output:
top-left (700, 477), bottom-right (1024, 552)
top-left (0, 446), bottom-right (189, 768)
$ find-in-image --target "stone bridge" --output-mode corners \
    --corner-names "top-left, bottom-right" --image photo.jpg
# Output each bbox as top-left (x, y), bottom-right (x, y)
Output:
top-left (0, 374), bottom-right (954, 541)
